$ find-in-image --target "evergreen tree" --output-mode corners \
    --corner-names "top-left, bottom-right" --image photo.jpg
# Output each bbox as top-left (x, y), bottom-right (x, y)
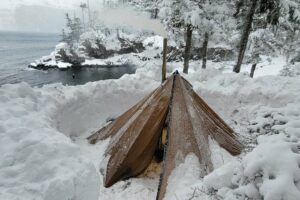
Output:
top-left (63, 14), bottom-right (83, 47)
top-left (160, 0), bottom-right (202, 74)
top-left (61, 29), bottom-right (68, 43)
top-left (195, 0), bottom-right (235, 69)
top-left (233, 0), bottom-right (300, 73)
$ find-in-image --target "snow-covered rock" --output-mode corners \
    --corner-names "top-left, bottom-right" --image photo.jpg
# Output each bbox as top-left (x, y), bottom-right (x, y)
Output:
top-left (30, 27), bottom-right (154, 70)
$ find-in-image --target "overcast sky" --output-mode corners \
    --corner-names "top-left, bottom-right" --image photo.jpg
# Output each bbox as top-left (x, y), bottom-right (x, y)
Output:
top-left (0, 0), bottom-right (101, 32)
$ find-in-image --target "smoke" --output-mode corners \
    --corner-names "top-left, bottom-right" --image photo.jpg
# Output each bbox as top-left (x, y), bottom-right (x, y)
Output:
top-left (14, 5), bottom-right (67, 33)
top-left (98, 6), bottom-right (167, 37)
top-left (0, 1), bottom-right (167, 37)
top-left (0, 0), bottom-right (99, 32)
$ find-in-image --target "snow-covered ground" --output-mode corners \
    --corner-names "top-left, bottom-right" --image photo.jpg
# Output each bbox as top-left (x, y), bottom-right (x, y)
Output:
top-left (1, 40), bottom-right (300, 200)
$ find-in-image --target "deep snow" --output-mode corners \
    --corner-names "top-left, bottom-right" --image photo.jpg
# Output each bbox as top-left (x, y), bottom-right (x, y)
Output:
top-left (1, 36), bottom-right (300, 199)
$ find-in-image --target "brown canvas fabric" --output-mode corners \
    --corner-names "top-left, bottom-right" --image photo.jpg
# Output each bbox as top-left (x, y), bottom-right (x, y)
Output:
top-left (87, 88), bottom-right (158, 144)
top-left (88, 76), bottom-right (174, 187)
top-left (87, 73), bottom-right (243, 199)
top-left (156, 74), bottom-right (243, 200)
top-left (156, 74), bottom-right (213, 200)
top-left (181, 75), bottom-right (242, 155)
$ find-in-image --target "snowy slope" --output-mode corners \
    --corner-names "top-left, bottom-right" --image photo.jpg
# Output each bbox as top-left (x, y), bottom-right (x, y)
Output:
top-left (0, 83), bottom-right (101, 200)
top-left (0, 63), bottom-right (161, 200)
top-left (0, 39), bottom-right (300, 200)
top-left (192, 66), bottom-right (300, 200)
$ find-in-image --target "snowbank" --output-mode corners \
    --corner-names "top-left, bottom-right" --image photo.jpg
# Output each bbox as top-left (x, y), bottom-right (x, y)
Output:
top-left (143, 35), bottom-right (164, 50)
top-left (188, 63), bottom-right (300, 200)
top-left (1, 42), bottom-right (300, 200)
top-left (0, 83), bottom-right (100, 200)
top-left (164, 154), bottom-right (212, 200)
top-left (0, 63), bottom-right (162, 200)
top-left (161, 58), bottom-right (300, 200)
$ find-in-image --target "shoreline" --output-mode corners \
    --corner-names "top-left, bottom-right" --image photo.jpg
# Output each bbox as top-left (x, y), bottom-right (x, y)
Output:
top-left (28, 63), bottom-right (135, 71)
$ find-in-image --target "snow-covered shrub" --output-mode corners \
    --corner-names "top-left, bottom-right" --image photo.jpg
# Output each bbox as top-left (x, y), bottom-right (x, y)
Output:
top-left (214, 134), bottom-right (300, 200)
top-left (199, 72), bottom-right (300, 200)
top-left (56, 48), bottom-right (85, 65)
top-left (82, 39), bottom-right (110, 59)
top-left (280, 63), bottom-right (300, 77)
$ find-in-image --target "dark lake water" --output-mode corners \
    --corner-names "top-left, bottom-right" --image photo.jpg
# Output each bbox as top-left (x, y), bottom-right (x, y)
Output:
top-left (0, 31), bottom-right (135, 87)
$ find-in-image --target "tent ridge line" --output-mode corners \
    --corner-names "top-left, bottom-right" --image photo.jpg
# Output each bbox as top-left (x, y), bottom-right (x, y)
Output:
top-left (156, 74), bottom-right (176, 200)
top-left (179, 77), bottom-right (214, 174)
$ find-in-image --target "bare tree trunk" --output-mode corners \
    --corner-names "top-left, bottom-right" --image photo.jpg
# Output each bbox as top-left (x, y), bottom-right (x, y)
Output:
top-left (162, 38), bottom-right (167, 82)
top-left (250, 63), bottom-right (257, 78)
top-left (233, 0), bottom-right (258, 73)
top-left (183, 25), bottom-right (193, 74)
top-left (202, 32), bottom-right (209, 69)
top-left (154, 8), bottom-right (158, 19)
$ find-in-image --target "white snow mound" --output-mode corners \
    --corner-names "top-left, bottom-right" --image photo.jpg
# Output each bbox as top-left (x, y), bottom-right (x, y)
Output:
top-left (0, 83), bottom-right (101, 200)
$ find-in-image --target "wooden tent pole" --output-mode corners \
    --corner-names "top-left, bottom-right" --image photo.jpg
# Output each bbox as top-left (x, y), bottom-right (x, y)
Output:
top-left (162, 38), bottom-right (167, 83)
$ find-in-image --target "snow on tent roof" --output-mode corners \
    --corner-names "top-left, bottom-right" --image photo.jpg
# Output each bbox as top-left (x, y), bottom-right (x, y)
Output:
top-left (87, 72), bottom-right (243, 200)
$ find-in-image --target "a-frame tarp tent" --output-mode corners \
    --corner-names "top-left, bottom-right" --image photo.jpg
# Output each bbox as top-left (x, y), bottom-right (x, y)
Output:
top-left (87, 73), bottom-right (243, 200)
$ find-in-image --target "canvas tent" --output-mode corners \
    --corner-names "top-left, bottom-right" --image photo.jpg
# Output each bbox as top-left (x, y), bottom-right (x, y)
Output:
top-left (87, 72), bottom-right (243, 200)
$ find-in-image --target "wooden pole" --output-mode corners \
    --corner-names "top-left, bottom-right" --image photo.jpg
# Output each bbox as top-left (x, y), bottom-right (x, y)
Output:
top-left (162, 38), bottom-right (167, 83)
top-left (250, 63), bottom-right (257, 78)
